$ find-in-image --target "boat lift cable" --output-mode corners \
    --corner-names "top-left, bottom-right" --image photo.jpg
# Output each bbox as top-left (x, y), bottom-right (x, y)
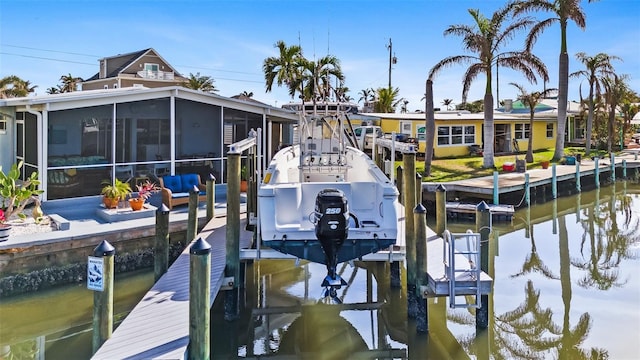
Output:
top-left (343, 114), bottom-right (360, 149)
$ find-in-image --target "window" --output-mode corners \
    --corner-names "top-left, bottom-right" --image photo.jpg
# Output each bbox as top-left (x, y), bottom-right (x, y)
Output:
top-left (0, 113), bottom-right (7, 133)
top-left (514, 123), bottom-right (530, 140)
top-left (437, 125), bottom-right (475, 146)
top-left (144, 63), bottom-right (159, 72)
top-left (546, 123), bottom-right (554, 138)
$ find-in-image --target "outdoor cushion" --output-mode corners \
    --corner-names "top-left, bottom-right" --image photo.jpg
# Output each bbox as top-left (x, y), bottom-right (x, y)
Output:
top-left (162, 175), bottom-right (182, 194)
top-left (180, 174), bottom-right (200, 193)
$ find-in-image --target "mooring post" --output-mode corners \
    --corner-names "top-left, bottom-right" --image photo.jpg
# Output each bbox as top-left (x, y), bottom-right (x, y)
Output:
top-left (475, 202), bottom-right (490, 329)
top-left (435, 184), bottom-right (446, 236)
top-left (187, 185), bottom-right (199, 242)
top-left (189, 237), bottom-right (211, 360)
top-left (575, 162), bottom-right (581, 193)
top-left (154, 204), bottom-right (170, 282)
top-left (403, 153), bottom-right (417, 318)
top-left (493, 171), bottom-right (499, 205)
top-left (396, 165), bottom-right (404, 205)
top-left (92, 240), bottom-right (115, 354)
top-left (524, 173), bottom-right (530, 206)
top-left (206, 174), bottom-right (216, 222)
top-left (551, 164), bottom-right (557, 199)
top-left (225, 153), bottom-right (241, 320)
top-left (610, 153), bottom-right (616, 182)
top-left (623, 159), bottom-right (627, 179)
top-left (414, 204), bottom-right (428, 333)
top-left (595, 157), bottom-right (600, 188)
top-left (415, 172), bottom-right (422, 204)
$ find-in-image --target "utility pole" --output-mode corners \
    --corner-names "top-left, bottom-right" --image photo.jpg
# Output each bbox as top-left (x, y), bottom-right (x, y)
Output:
top-left (387, 38), bottom-right (397, 89)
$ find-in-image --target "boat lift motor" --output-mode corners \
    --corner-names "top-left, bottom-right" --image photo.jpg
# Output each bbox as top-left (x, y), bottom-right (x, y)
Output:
top-left (314, 188), bottom-right (349, 298)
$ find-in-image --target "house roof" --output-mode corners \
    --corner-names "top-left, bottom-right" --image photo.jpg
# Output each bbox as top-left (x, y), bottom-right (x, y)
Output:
top-left (496, 98), bottom-right (583, 114)
top-left (0, 85), bottom-right (299, 122)
top-left (84, 48), bottom-right (183, 81)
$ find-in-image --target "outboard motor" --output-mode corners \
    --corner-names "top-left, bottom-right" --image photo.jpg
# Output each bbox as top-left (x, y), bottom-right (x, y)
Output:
top-left (314, 189), bottom-right (349, 300)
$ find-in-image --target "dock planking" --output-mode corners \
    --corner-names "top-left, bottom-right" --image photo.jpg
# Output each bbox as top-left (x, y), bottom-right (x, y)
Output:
top-left (92, 213), bottom-right (253, 360)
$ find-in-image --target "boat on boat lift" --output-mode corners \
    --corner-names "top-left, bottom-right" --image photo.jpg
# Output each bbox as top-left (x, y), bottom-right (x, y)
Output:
top-left (258, 102), bottom-right (402, 301)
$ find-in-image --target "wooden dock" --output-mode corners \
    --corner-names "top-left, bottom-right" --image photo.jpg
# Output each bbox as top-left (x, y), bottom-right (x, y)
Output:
top-left (91, 214), bottom-right (253, 360)
top-left (423, 151), bottom-right (640, 205)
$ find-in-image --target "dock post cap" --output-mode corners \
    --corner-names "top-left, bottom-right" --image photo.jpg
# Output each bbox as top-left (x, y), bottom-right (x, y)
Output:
top-left (190, 237), bottom-right (211, 255)
top-left (476, 201), bottom-right (490, 212)
top-left (93, 240), bottom-right (115, 256)
top-left (413, 203), bottom-right (426, 213)
top-left (157, 204), bottom-right (170, 214)
top-left (190, 185), bottom-right (200, 194)
top-left (208, 173), bottom-right (216, 182)
top-left (436, 184), bottom-right (446, 192)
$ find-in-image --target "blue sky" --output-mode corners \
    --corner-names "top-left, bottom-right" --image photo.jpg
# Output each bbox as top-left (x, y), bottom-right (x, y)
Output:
top-left (1, 0), bottom-right (639, 112)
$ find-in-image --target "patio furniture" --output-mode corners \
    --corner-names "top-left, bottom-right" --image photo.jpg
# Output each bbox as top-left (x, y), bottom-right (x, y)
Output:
top-left (158, 173), bottom-right (206, 209)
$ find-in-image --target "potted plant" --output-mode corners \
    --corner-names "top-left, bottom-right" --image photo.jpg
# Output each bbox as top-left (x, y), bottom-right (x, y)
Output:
top-left (0, 209), bottom-right (9, 242)
top-left (129, 180), bottom-right (159, 211)
top-left (0, 161), bottom-right (44, 241)
top-left (101, 179), bottom-right (132, 209)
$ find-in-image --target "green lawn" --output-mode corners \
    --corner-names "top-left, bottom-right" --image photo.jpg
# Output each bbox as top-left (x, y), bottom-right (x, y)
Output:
top-left (411, 147), bottom-right (608, 182)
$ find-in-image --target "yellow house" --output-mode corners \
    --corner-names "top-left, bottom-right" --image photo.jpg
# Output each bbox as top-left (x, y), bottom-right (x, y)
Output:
top-left (364, 110), bottom-right (558, 158)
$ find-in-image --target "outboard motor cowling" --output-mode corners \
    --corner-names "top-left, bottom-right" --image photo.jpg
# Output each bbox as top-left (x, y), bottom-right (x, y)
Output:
top-left (314, 189), bottom-right (349, 242)
top-left (314, 189), bottom-right (349, 298)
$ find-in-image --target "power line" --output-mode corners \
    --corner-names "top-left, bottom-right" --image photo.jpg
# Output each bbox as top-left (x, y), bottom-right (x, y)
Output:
top-left (0, 52), bottom-right (95, 66)
top-left (1, 44), bottom-right (98, 58)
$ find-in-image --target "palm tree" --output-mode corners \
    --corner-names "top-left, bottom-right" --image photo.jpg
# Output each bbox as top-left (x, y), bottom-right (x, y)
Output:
top-left (601, 74), bottom-right (630, 153)
top-left (0, 75), bottom-right (37, 98)
top-left (182, 72), bottom-right (217, 93)
top-left (374, 87), bottom-right (400, 113)
top-left (442, 98), bottom-right (454, 111)
top-left (46, 86), bottom-right (61, 94)
top-left (510, 83), bottom-right (557, 163)
top-left (428, 5), bottom-right (548, 168)
top-left (513, 0), bottom-right (599, 161)
top-left (570, 52), bottom-right (620, 155)
top-left (298, 55), bottom-right (344, 102)
top-left (59, 73), bottom-right (83, 93)
top-left (263, 40), bottom-right (304, 99)
top-left (240, 91), bottom-right (254, 98)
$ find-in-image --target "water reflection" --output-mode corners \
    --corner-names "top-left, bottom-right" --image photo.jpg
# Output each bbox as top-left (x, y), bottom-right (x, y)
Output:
top-left (229, 184), bottom-right (640, 359)
top-left (2, 185), bottom-right (639, 359)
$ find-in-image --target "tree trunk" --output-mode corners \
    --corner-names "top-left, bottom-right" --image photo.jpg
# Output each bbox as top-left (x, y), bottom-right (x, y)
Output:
top-left (526, 110), bottom-right (534, 163)
top-left (554, 52), bottom-right (569, 161)
top-left (424, 79), bottom-right (436, 176)
top-left (483, 93), bottom-right (495, 168)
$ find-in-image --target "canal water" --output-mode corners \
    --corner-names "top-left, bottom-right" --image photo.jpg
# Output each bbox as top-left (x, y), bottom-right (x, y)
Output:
top-left (1, 182), bottom-right (639, 359)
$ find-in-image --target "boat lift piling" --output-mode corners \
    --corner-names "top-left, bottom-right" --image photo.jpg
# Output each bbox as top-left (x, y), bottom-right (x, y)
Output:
top-left (403, 152), bottom-right (418, 319)
top-left (435, 184), bottom-right (447, 236)
top-left (225, 133), bottom-right (259, 320)
top-left (414, 203), bottom-right (428, 333)
top-left (475, 202), bottom-right (491, 329)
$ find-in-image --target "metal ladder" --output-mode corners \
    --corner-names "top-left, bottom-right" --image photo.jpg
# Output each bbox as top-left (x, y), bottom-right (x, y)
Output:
top-left (443, 229), bottom-right (481, 309)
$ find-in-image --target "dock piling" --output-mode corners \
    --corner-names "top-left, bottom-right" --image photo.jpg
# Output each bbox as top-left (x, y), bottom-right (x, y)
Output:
top-left (225, 153), bottom-right (241, 320)
top-left (187, 185), bottom-right (199, 242)
top-left (576, 163), bottom-right (581, 192)
top-left (610, 153), bottom-right (616, 182)
top-left (524, 173), bottom-right (530, 206)
top-left (189, 237), bottom-right (211, 360)
top-left (475, 203), bottom-right (490, 329)
top-left (403, 153), bottom-right (417, 318)
top-left (595, 157), bottom-right (600, 188)
top-left (206, 174), bottom-right (216, 222)
top-left (493, 172), bottom-right (499, 205)
top-left (396, 165), bottom-right (403, 204)
top-left (414, 204), bottom-right (428, 333)
top-left (435, 184), bottom-right (446, 236)
top-left (623, 160), bottom-right (627, 179)
top-left (92, 240), bottom-right (115, 354)
top-left (154, 204), bottom-right (170, 282)
top-left (552, 164), bottom-right (557, 199)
